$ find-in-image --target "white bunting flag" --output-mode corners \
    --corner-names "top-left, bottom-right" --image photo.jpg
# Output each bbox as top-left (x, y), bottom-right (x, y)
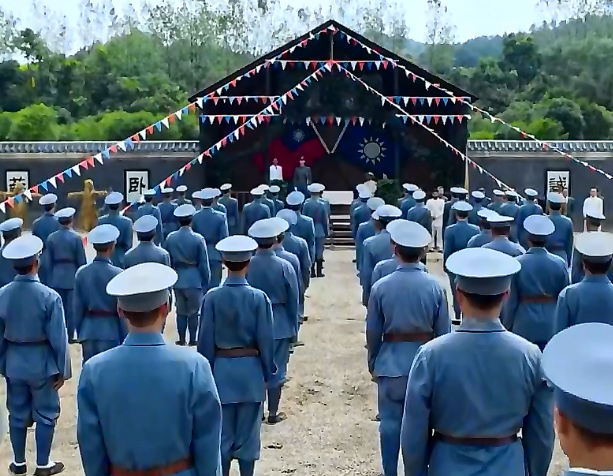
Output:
top-left (48, 177), bottom-right (57, 189)
top-left (117, 141), bottom-right (127, 152)
top-left (161, 117), bottom-right (169, 128)
top-left (94, 153), bottom-right (103, 164)
top-left (72, 165), bottom-right (81, 176)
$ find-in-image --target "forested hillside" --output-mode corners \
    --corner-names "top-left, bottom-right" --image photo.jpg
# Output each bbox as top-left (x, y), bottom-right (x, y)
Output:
top-left (0, 1), bottom-right (612, 141)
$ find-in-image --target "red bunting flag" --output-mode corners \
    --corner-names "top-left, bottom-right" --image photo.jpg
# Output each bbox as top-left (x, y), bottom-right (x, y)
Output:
top-left (131, 134), bottom-right (140, 142)
top-left (109, 145), bottom-right (117, 153)
top-left (86, 156), bottom-right (95, 167)
top-left (80, 160), bottom-right (89, 170)
top-left (31, 185), bottom-right (39, 194)
top-left (168, 114), bottom-right (175, 124)
top-left (56, 173), bottom-right (65, 183)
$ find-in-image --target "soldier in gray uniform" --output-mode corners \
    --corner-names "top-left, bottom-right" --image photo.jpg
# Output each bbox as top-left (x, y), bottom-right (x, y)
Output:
top-left (542, 323), bottom-right (613, 476)
top-left (483, 214), bottom-right (526, 257)
top-left (174, 184), bottom-right (191, 205)
top-left (241, 188), bottom-right (271, 234)
top-left (402, 247), bottom-right (554, 476)
top-left (293, 157), bottom-right (312, 198)
top-left (467, 209), bottom-right (495, 248)
top-left (125, 216), bottom-right (170, 268)
top-left (488, 189), bottom-right (505, 213)
top-left (98, 192), bottom-right (133, 269)
top-left (32, 194), bottom-right (60, 285)
top-left (0, 218), bottom-right (23, 288)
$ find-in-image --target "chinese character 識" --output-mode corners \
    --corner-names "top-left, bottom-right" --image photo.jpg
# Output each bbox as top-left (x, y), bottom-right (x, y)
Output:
top-left (128, 176), bottom-right (145, 194)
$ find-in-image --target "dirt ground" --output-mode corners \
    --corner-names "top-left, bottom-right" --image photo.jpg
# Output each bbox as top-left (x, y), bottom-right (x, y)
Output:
top-left (0, 247), bottom-right (568, 475)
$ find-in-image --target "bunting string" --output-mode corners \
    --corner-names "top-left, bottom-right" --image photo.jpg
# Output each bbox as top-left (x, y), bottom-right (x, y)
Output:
top-left (338, 65), bottom-right (518, 194)
top-left (120, 65), bottom-right (330, 214)
top-left (0, 28), bottom-right (339, 213)
top-left (337, 30), bottom-right (613, 181)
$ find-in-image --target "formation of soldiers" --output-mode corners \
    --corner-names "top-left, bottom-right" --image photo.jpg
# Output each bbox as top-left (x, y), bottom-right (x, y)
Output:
top-left (0, 177), bottom-right (611, 476)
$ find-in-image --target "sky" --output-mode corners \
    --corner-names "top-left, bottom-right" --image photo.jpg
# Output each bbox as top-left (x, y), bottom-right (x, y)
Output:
top-left (2, 0), bottom-right (584, 45)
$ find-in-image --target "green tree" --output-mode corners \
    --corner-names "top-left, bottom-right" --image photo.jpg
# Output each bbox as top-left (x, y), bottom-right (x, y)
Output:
top-left (8, 104), bottom-right (60, 140)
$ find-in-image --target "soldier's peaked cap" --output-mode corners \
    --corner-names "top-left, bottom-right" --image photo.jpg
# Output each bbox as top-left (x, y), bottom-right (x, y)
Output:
top-left (107, 263), bottom-right (178, 313)
top-left (543, 323), bottom-right (613, 435)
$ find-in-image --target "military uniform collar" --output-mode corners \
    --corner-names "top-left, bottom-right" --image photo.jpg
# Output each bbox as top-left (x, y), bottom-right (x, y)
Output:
top-left (224, 276), bottom-right (248, 286)
top-left (396, 263), bottom-right (423, 272)
top-left (527, 247), bottom-right (547, 255)
top-left (457, 317), bottom-right (506, 333)
top-left (44, 212), bottom-right (55, 217)
top-left (584, 274), bottom-right (612, 283)
top-left (123, 332), bottom-right (166, 346)
top-left (256, 248), bottom-right (275, 257)
top-left (14, 273), bottom-right (40, 283)
top-left (93, 256), bottom-right (112, 264)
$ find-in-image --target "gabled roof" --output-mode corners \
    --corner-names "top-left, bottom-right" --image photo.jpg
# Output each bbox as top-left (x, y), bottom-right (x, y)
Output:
top-left (188, 19), bottom-right (476, 103)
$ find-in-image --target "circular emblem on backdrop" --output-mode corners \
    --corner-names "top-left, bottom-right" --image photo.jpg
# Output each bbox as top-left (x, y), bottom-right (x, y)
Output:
top-left (293, 129), bottom-right (305, 143)
top-left (359, 137), bottom-right (386, 164)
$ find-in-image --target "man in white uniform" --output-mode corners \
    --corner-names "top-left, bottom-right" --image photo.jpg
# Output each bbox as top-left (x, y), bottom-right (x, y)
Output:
top-left (269, 158), bottom-right (283, 183)
top-left (583, 187), bottom-right (603, 220)
top-left (426, 190), bottom-right (445, 250)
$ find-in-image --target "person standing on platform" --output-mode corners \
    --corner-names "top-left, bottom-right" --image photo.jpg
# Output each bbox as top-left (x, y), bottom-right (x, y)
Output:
top-left (443, 201), bottom-right (479, 322)
top-left (0, 235), bottom-right (71, 476)
top-left (277, 210), bottom-right (311, 324)
top-left (352, 188), bottom-right (372, 241)
top-left (44, 207), bottom-right (87, 344)
top-left (515, 188), bottom-right (543, 250)
top-left (247, 218), bottom-right (299, 425)
top-left (303, 183), bottom-right (330, 278)
top-left (125, 216), bottom-right (170, 268)
top-left (0, 219), bottom-right (22, 288)
top-left (542, 323), bottom-right (613, 476)
top-left (198, 235), bottom-right (276, 476)
top-left (546, 192), bottom-right (574, 267)
top-left (488, 189), bottom-right (505, 213)
top-left (73, 225), bottom-right (126, 363)
top-left (467, 191), bottom-right (485, 226)
top-left (241, 188), bottom-right (271, 234)
top-left (361, 205), bottom-right (403, 307)
top-left (293, 157), bottom-right (312, 198)
top-left (502, 215), bottom-right (569, 351)
top-left (406, 190), bottom-right (432, 235)
top-left (426, 189), bottom-right (445, 251)
top-left (174, 184), bottom-right (191, 205)
top-left (367, 220), bottom-right (450, 476)
top-left (32, 194), bottom-right (60, 285)
top-left (78, 262), bottom-right (222, 476)
top-left (399, 184), bottom-right (418, 218)
top-left (555, 231), bottom-right (613, 333)
top-left (286, 191), bottom-right (315, 264)
top-left (219, 183), bottom-right (240, 235)
top-left (466, 209), bottom-right (494, 248)
top-left (98, 192), bottom-right (133, 269)
top-left (356, 198), bottom-right (385, 272)
top-left (136, 189), bottom-right (164, 246)
top-left (193, 189), bottom-right (229, 289)
top-left (402, 247), bottom-right (554, 476)
top-left (158, 187), bottom-right (178, 241)
top-left (444, 187), bottom-right (467, 229)
top-left (570, 209), bottom-right (612, 283)
top-left (269, 157), bottom-right (283, 184)
top-left (483, 214), bottom-right (526, 257)
top-left (165, 204), bottom-right (210, 346)
top-left (213, 188), bottom-right (227, 215)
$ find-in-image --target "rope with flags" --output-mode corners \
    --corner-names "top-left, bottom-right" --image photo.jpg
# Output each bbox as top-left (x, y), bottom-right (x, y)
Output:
top-left (337, 64), bottom-right (519, 195)
top-left (120, 65), bottom-right (329, 214)
top-left (335, 30), bottom-right (613, 181)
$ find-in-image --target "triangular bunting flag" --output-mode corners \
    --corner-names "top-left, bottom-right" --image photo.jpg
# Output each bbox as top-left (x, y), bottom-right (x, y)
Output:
top-left (23, 190), bottom-right (32, 201)
top-left (138, 130), bottom-right (147, 140)
top-left (56, 173), bottom-right (65, 184)
top-left (87, 156), bottom-right (95, 167)
top-left (94, 153), bottom-right (103, 164)
top-left (48, 177), bottom-right (57, 188)
top-left (72, 165), bottom-right (81, 176)
top-left (116, 141), bottom-right (127, 152)
top-left (161, 117), bottom-right (169, 128)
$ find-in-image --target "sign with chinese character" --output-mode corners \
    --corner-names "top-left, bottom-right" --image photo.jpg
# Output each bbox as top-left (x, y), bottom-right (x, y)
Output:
top-left (6, 171), bottom-right (29, 192)
top-left (125, 170), bottom-right (149, 203)
top-left (546, 170), bottom-right (570, 193)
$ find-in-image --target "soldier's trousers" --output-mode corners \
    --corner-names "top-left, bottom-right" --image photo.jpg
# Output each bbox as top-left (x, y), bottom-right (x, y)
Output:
top-left (221, 402), bottom-right (263, 462)
top-left (315, 237), bottom-right (325, 260)
top-left (270, 338), bottom-right (292, 389)
top-left (54, 288), bottom-right (75, 339)
top-left (377, 376), bottom-right (409, 476)
top-left (446, 272), bottom-right (461, 322)
top-left (81, 339), bottom-right (121, 363)
top-left (6, 377), bottom-right (59, 466)
top-left (210, 260), bottom-right (223, 288)
top-left (174, 288), bottom-right (203, 342)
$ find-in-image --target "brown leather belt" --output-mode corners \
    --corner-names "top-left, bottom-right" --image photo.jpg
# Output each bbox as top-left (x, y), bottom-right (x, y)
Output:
top-left (215, 347), bottom-right (259, 358)
top-left (434, 432), bottom-right (518, 446)
top-left (110, 456), bottom-right (192, 476)
top-left (383, 332), bottom-right (433, 343)
top-left (87, 309), bottom-right (118, 317)
top-left (520, 295), bottom-right (556, 303)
